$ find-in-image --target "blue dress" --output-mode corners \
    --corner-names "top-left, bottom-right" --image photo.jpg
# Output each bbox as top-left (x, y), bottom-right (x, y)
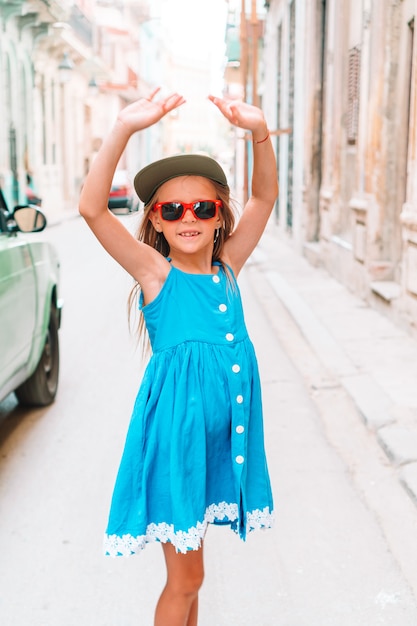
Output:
top-left (104, 262), bottom-right (274, 556)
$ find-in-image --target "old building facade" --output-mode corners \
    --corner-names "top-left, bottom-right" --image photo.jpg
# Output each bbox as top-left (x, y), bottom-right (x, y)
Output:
top-left (262, 0), bottom-right (417, 336)
top-left (0, 0), bottom-right (230, 221)
top-left (0, 0), bottom-right (183, 219)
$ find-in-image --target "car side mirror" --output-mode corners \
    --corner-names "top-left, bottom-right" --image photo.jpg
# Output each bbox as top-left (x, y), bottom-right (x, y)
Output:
top-left (13, 205), bottom-right (47, 233)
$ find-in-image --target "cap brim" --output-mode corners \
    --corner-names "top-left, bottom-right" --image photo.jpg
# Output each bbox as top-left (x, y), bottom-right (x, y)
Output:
top-left (134, 154), bottom-right (228, 204)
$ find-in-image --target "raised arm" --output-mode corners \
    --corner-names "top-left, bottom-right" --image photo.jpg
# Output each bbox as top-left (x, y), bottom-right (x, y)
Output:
top-left (208, 96), bottom-right (278, 275)
top-left (79, 90), bottom-right (185, 291)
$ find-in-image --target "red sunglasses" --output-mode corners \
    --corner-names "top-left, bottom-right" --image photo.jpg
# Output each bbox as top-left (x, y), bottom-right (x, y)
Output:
top-left (153, 200), bottom-right (222, 221)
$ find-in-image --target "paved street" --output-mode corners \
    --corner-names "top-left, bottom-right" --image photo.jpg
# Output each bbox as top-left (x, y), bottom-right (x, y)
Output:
top-left (1, 216), bottom-right (417, 625)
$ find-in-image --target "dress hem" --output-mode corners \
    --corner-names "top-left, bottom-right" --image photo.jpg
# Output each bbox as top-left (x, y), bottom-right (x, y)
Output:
top-left (104, 502), bottom-right (274, 557)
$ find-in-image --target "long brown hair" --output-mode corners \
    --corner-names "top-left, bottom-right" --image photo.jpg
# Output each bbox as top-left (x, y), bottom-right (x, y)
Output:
top-left (128, 179), bottom-right (236, 347)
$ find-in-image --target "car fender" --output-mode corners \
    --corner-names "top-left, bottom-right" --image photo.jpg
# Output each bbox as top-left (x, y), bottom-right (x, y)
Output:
top-left (25, 240), bottom-right (62, 377)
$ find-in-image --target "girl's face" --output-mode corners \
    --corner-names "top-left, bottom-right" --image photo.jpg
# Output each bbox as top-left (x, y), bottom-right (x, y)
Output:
top-left (149, 176), bottom-right (222, 256)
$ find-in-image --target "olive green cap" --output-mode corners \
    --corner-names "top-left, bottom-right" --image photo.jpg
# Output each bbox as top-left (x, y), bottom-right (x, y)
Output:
top-left (134, 154), bottom-right (228, 204)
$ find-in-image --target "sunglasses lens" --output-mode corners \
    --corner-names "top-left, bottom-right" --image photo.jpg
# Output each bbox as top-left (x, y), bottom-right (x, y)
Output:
top-left (160, 202), bottom-right (184, 221)
top-left (194, 201), bottom-right (217, 219)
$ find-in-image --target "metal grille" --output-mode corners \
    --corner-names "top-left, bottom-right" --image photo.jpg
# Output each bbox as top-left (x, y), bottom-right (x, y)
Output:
top-left (287, 0), bottom-right (295, 229)
top-left (403, 18), bottom-right (414, 204)
top-left (347, 46), bottom-right (361, 145)
top-left (275, 23), bottom-right (282, 219)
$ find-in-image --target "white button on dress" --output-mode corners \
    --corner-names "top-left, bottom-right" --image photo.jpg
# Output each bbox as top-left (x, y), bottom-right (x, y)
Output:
top-left (232, 364), bottom-right (241, 373)
top-left (212, 275), bottom-right (220, 283)
top-left (235, 455), bottom-right (244, 464)
top-left (236, 395), bottom-right (244, 404)
top-left (219, 304), bottom-right (227, 312)
top-left (225, 333), bottom-right (234, 342)
top-left (236, 425), bottom-right (245, 434)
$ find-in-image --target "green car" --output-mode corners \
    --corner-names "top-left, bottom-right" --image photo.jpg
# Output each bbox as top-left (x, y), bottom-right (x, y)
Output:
top-left (0, 189), bottom-right (62, 406)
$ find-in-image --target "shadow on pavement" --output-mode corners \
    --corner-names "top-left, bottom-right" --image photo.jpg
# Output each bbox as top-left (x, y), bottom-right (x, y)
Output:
top-left (0, 394), bottom-right (33, 447)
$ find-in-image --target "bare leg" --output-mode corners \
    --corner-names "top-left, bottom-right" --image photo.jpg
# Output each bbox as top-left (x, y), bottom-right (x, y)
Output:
top-left (154, 542), bottom-right (204, 626)
top-left (186, 595), bottom-right (199, 626)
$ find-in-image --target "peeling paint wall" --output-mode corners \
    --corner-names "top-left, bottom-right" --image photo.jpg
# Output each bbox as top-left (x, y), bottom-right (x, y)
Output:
top-left (262, 0), bottom-right (417, 336)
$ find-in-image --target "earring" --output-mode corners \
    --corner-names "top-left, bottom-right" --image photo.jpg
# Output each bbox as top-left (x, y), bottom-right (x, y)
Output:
top-left (214, 228), bottom-right (220, 243)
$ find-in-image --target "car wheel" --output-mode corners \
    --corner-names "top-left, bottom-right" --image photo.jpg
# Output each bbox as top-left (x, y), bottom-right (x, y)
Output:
top-left (15, 306), bottom-right (60, 406)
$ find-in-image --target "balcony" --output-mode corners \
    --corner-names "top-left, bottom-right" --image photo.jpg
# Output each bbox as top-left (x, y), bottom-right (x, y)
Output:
top-left (68, 4), bottom-right (93, 48)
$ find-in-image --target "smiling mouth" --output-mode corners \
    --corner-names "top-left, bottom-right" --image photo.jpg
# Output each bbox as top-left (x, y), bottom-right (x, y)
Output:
top-left (179, 231), bottom-right (200, 237)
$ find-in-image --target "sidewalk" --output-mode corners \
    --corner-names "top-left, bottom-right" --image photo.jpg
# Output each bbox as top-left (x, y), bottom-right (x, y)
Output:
top-left (249, 223), bottom-right (417, 508)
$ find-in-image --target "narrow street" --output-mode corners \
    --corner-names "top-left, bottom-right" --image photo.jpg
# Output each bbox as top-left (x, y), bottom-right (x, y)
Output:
top-left (1, 216), bottom-right (417, 625)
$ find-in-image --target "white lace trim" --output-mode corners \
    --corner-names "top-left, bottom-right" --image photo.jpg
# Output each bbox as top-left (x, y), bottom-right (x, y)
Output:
top-left (247, 506), bottom-right (275, 531)
top-left (104, 502), bottom-right (274, 557)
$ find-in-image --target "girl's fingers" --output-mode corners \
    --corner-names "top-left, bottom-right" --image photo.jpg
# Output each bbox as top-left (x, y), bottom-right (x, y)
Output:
top-left (209, 96), bottom-right (264, 131)
top-left (212, 100), bottom-right (235, 121)
top-left (163, 93), bottom-right (186, 112)
top-left (166, 92), bottom-right (186, 105)
top-left (209, 96), bottom-right (246, 123)
top-left (148, 87), bottom-right (161, 100)
top-left (209, 94), bottom-right (236, 106)
top-left (144, 88), bottom-right (184, 109)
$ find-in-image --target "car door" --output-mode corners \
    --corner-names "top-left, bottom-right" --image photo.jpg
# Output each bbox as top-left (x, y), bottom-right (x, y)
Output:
top-left (0, 234), bottom-right (37, 388)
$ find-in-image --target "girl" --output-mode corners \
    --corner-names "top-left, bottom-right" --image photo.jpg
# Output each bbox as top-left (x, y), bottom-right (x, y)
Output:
top-left (79, 89), bottom-right (278, 626)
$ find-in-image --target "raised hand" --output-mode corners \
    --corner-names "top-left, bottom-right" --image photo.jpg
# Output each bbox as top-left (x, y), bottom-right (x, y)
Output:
top-left (117, 88), bottom-right (186, 135)
top-left (208, 95), bottom-right (267, 136)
